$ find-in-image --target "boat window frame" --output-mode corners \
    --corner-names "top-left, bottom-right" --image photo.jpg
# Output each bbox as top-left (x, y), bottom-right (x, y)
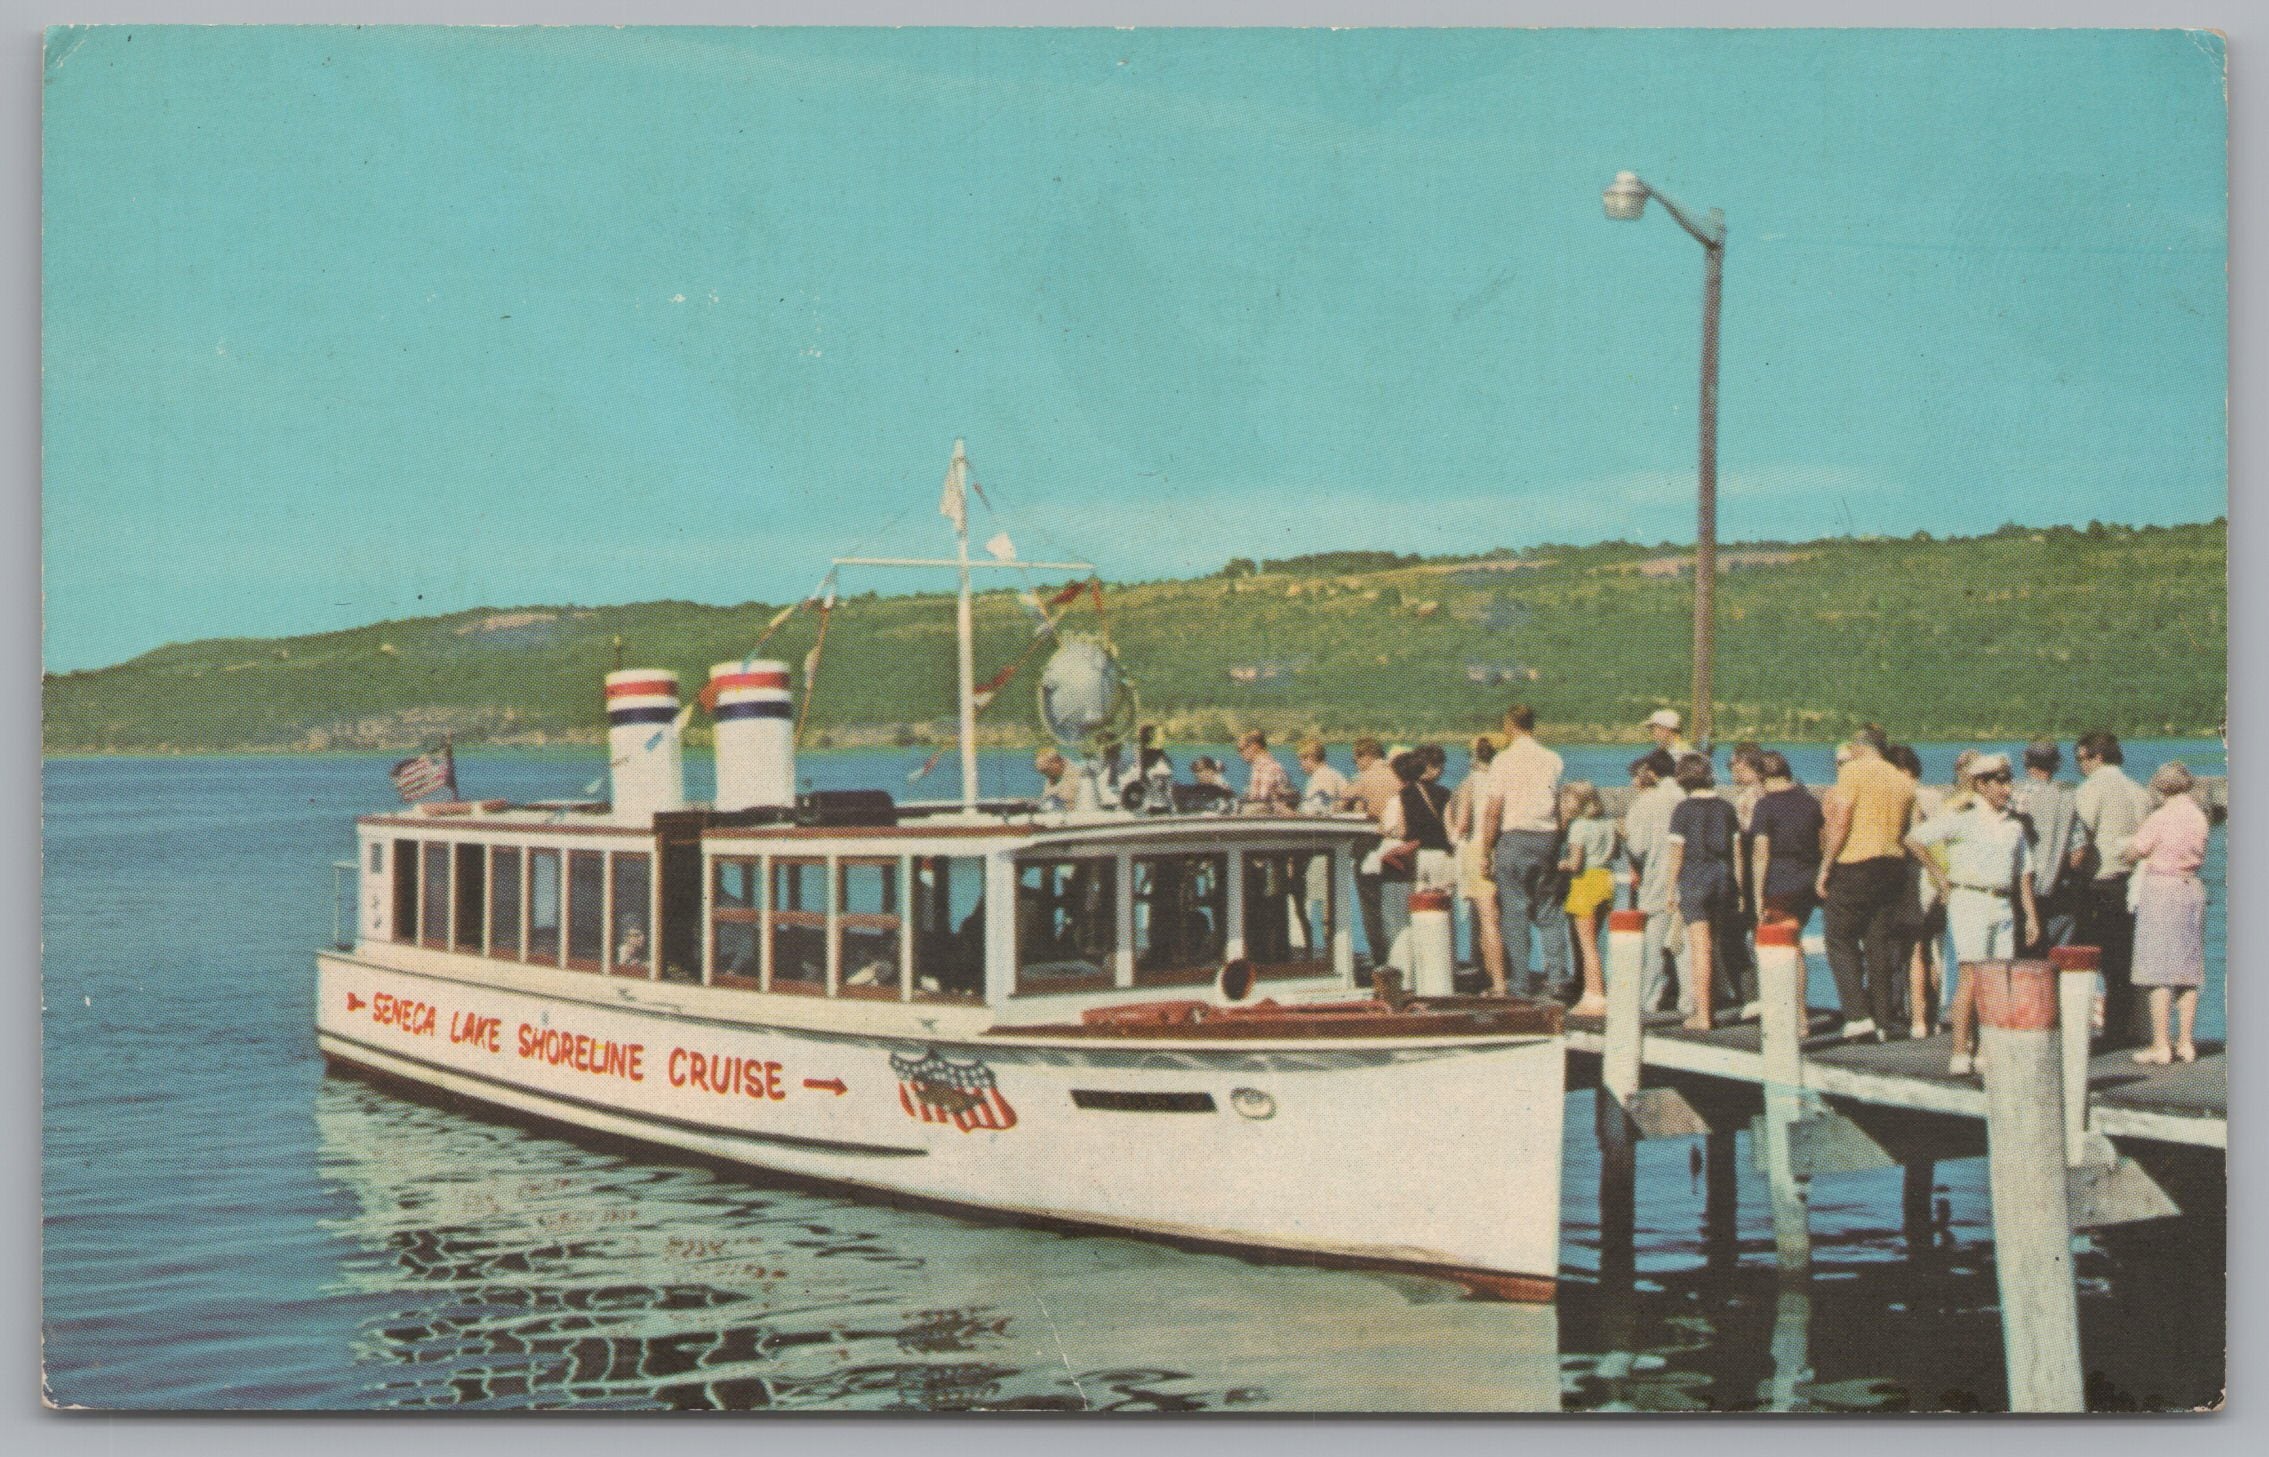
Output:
top-left (1012, 851), bottom-right (1121, 997)
top-left (708, 853), bottom-right (763, 991)
top-left (765, 855), bottom-right (831, 996)
top-left (391, 837), bottom-right (418, 944)
top-left (1129, 849), bottom-right (1231, 988)
top-left (833, 856), bottom-right (905, 1002)
top-left (525, 846), bottom-right (564, 966)
top-left (452, 842), bottom-right (486, 955)
top-left (563, 849), bottom-right (607, 972)
top-left (487, 844), bottom-right (524, 961)
top-left (910, 853), bottom-right (988, 1006)
top-left (608, 849), bottom-right (654, 980)
top-left (419, 841), bottom-right (450, 950)
top-left (1238, 845), bottom-right (1337, 982)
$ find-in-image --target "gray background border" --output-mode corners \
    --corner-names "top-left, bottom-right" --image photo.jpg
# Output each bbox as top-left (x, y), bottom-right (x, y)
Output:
top-left (8, 0), bottom-right (2254, 1450)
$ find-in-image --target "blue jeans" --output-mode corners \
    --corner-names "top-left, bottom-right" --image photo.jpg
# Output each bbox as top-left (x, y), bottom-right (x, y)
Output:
top-left (1493, 830), bottom-right (1570, 996)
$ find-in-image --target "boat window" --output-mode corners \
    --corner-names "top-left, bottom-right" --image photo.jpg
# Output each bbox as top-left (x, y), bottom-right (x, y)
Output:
top-left (391, 838), bottom-right (418, 943)
top-left (611, 852), bottom-right (652, 977)
top-left (1133, 852), bottom-right (1226, 986)
top-left (837, 859), bottom-right (901, 999)
top-left (453, 844), bottom-right (486, 953)
top-left (527, 849), bottom-right (562, 963)
top-left (420, 842), bottom-right (449, 949)
top-left (912, 856), bottom-right (987, 1002)
top-left (710, 856), bottom-right (760, 988)
top-left (768, 858), bottom-right (828, 993)
top-left (1243, 848), bottom-right (1333, 978)
top-left (489, 847), bottom-right (522, 959)
top-left (1016, 857), bottom-right (1117, 995)
top-left (566, 850), bottom-right (606, 970)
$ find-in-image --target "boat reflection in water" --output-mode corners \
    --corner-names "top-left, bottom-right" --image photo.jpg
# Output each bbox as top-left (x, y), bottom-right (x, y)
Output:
top-left (312, 1077), bottom-right (1561, 1412)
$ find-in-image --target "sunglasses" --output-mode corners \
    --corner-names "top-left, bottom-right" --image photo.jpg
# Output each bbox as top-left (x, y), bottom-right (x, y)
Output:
top-left (1975, 771), bottom-right (2013, 784)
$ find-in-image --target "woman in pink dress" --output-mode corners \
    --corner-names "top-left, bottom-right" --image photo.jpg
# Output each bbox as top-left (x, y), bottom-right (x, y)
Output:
top-left (2120, 762), bottom-right (2211, 1064)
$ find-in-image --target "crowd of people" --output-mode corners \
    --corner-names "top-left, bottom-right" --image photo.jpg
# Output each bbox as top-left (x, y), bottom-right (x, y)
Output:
top-left (1058, 711), bottom-right (2213, 1072)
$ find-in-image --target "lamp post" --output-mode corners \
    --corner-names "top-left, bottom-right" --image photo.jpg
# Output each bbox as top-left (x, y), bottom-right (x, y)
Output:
top-left (1604, 170), bottom-right (1724, 750)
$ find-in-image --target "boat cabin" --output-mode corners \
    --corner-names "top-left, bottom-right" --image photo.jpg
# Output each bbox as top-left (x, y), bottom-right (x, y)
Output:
top-left (351, 803), bottom-right (1373, 1020)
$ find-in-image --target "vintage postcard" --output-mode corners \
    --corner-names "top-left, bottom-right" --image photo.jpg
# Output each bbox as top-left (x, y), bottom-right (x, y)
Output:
top-left (40, 26), bottom-right (2226, 1412)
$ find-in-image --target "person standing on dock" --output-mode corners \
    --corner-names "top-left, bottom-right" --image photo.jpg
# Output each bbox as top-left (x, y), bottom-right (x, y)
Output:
top-left (1726, 742), bottom-right (1769, 1016)
top-left (1816, 729), bottom-right (1916, 1041)
top-left (1346, 737), bottom-right (1401, 965)
top-left (1890, 743), bottom-right (1948, 1039)
top-left (2075, 731), bottom-right (2153, 1046)
top-left (1905, 753), bottom-right (2036, 1076)
top-left (1448, 735), bottom-right (1509, 994)
top-left (1645, 707), bottom-right (1694, 758)
top-left (1480, 704), bottom-right (1570, 1002)
top-left (1558, 780), bottom-right (1619, 1017)
top-left (2014, 739), bottom-right (2082, 952)
top-left (1747, 750), bottom-right (1825, 1018)
top-left (1665, 753), bottom-right (1744, 1031)
top-left (1620, 748), bottom-right (1688, 1015)
top-left (2118, 761), bottom-right (2210, 1066)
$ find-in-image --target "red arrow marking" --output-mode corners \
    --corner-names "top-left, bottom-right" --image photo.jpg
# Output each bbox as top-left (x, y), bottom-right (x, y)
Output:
top-left (347, 993), bottom-right (366, 1012)
top-left (803, 1077), bottom-right (847, 1096)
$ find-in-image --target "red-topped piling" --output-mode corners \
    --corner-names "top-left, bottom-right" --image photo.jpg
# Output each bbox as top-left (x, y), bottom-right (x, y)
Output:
top-left (1974, 956), bottom-right (2085, 1411)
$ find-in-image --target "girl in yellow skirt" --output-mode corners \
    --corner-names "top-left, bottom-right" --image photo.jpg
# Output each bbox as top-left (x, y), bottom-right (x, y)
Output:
top-left (1561, 781), bottom-right (1620, 1016)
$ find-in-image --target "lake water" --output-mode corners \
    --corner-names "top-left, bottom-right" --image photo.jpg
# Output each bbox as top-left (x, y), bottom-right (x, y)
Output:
top-left (41, 746), bottom-right (2226, 1411)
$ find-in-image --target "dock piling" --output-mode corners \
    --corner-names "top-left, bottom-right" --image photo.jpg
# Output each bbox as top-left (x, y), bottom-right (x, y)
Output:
top-left (2052, 945), bottom-right (2102, 1168)
top-left (1596, 909), bottom-right (1649, 1277)
top-left (1975, 958), bottom-right (2086, 1413)
top-left (1754, 919), bottom-right (1812, 1273)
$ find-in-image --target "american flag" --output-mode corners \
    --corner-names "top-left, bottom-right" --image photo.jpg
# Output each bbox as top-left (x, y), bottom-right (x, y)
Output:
top-left (390, 744), bottom-right (456, 803)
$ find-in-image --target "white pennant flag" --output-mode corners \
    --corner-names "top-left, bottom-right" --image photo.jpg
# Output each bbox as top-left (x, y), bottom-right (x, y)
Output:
top-left (939, 438), bottom-right (969, 534)
top-left (985, 531), bottom-right (1017, 562)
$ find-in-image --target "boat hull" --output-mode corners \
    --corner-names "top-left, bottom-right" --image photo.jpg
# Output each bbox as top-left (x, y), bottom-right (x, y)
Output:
top-left (315, 952), bottom-right (1565, 1299)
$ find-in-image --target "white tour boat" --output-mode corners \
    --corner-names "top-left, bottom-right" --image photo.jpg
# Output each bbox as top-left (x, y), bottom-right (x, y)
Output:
top-left (314, 444), bottom-right (1566, 1301)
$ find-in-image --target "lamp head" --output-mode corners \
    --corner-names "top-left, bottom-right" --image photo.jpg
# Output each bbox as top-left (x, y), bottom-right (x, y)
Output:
top-left (1603, 171), bottom-right (1648, 221)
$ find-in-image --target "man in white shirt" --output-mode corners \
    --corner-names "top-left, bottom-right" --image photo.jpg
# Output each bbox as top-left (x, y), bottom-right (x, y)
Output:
top-left (1907, 753), bottom-right (2037, 1074)
top-left (1620, 748), bottom-right (1689, 1014)
top-left (1479, 704), bottom-right (1568, 999)
top-left (2074, 731), bottom-right (2154, 1046)
top-left (1296, 739), bottom-right (1350, 816)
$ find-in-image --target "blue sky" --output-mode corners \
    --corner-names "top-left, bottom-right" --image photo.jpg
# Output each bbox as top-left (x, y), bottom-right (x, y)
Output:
top-left (41, 27), bottom-right (2226, 672)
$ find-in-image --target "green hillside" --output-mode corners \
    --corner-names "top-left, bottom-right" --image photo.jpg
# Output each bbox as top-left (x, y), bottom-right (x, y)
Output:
top-left (42, 520), bottom-right (2227, 753)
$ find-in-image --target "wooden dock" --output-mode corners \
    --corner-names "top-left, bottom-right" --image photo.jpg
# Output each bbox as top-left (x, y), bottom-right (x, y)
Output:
top-left (1560, 920), bottom-right (2224, 1410)
top-left (1563, 1013), bottom-right (2227, 1152)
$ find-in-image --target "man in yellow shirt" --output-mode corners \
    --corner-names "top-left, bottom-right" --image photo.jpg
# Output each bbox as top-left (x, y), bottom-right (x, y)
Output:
top-left (1813, 728), bottom-right (1916, 1039)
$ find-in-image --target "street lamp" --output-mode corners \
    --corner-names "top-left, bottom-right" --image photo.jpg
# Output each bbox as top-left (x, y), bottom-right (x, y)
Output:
top-left (1603, 171), bottom-right (1724, 751)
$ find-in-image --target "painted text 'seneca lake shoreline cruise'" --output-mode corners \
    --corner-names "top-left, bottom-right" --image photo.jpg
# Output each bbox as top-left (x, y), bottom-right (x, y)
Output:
top-left (316, 445), bottom-right (1569, 1302)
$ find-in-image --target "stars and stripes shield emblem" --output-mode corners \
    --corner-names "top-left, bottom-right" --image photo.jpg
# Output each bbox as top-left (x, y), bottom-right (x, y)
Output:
top-left (389, 745), bottom-right (455, 803)
top-left (889, 1049), bottom-right (1017, 1133)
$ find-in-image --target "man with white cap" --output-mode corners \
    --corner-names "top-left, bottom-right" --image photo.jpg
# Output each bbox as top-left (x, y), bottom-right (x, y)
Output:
top-left (1645, 708), bottom-right (1694, 757)
top-left (1905, 751), bottom-right (2038, 1075)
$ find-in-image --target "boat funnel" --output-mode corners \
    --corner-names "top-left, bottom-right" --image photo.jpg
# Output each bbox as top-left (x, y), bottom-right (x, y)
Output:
top-left (710, 659), bottom-right (795, 812)
top-left (604, 669), bottom-right (687, 818)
